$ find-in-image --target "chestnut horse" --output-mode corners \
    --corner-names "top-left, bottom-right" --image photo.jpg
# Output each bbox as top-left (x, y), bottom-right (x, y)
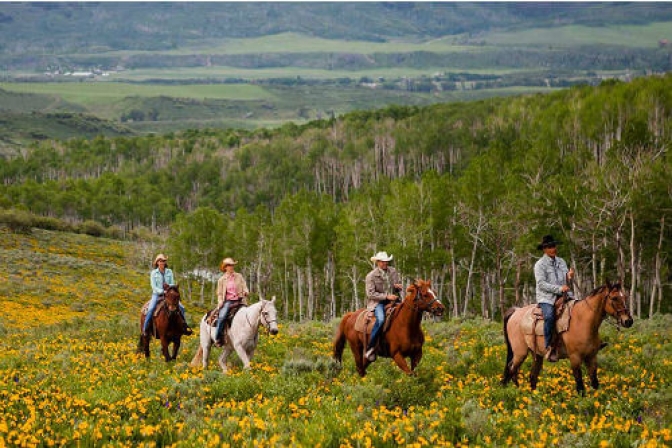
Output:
top-left (501, 281), bottom-right (633, 395)
top-left (138, 285), bottom-right (189, 362)
top-left (333, 279), bottom-right (445, 377)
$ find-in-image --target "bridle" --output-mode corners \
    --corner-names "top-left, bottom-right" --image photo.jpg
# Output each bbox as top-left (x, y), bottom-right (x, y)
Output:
top-left (249, 301), bottom-right (277, 333)
top-left (585, 285), bottom-right (631, 328)
top-left (410, 283), bottom-right (441, 313)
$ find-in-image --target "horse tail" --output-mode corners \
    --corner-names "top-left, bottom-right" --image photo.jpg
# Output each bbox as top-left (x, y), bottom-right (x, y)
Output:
top-left (503, 307), bottom-right (516, 367)
top-left (332, 313), bottom-right (351, 362)
top-left (190, 345), bottom-right (203, 368)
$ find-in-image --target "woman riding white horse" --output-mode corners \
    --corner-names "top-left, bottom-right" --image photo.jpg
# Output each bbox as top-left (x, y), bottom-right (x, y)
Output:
top-left (190, 297), bottom-right (279, 373)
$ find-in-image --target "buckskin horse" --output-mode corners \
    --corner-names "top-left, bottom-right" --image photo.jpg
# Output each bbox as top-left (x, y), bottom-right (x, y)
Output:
top-left (501, 281), bottom-right (633, 395)
top-left (333, 279), bottom-right (445, 377)
top-left (138, 285), bottom-right (189, 362)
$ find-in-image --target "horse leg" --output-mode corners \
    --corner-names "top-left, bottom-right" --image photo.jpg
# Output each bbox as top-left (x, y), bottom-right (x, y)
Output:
top-left (410, 348), bottom-right (423, 372)
top-left (529, 353), bottom-right (544, 391)
top-left (585, 354), bottom-right (599, 390)
top-left (348, 341), bottom-right (367, 377)
top-left (218, 345), bottom-right (233, 374)
top-left (159, 336), bottom-right (171, 362)
top-left (234, 341), bottom-right (252, 370)
top-left (391, 352), bottom-right (413, 375)
top-left (170, 337), bottom-right (180, 361)
top-left (570, 356), bottom-right (586, 396)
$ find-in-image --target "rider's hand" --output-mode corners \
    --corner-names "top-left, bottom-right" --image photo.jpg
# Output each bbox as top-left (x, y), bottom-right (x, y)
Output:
top-left (561, 285), bottom-right (570, 293)
top-left (387, 294), bottom-right (398, 300)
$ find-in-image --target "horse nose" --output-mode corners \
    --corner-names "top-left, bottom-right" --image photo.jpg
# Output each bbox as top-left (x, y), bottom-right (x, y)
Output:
top-left (623, 317), bottom-right (634, 328)
top-left (270, 326), bottom-right (279, 335)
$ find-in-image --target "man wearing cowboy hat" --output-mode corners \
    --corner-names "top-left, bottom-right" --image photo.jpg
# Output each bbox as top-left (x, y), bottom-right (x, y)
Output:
top-left (214, 257), bottom-right (249, 346)
top-left (364, 251), bottom-right (403, 361)
top-left (534, 235), bottom-right (574, 362)
top-left (143, 254), bottom-right (193, 337)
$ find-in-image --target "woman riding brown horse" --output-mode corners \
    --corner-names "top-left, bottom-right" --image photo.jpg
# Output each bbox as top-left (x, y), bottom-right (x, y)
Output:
top-left (138, 285), bottom-right (189, 362)
top-left (333, 279), bottom-right (445, 377)
top-left (501, 281), bottom-right (633, 395)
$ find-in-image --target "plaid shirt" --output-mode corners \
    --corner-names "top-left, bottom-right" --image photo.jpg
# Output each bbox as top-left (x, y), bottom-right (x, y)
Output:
top-left (534, 254), bottom-right (572, 305)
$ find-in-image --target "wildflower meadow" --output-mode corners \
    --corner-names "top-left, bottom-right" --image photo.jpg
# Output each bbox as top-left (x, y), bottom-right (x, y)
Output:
top-left (0, 228), bottom-right (670, 447)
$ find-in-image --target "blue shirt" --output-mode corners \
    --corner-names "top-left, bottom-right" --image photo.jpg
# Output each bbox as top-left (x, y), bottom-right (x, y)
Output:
top-left (151, 267), bottom-right (175, 295)
top-left (534, 254), bottom-right (572, 305)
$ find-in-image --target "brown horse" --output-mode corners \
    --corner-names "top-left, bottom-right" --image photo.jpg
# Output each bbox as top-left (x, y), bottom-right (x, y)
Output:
top-left (333, 279), bottom-right (445, 377)
top-left (501, 281), bottom-right (633, 395)
top-left (138, 285), bottom-right (189, 362)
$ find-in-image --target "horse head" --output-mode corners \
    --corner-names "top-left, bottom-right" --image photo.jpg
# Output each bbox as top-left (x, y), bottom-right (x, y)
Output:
top-left (260, 296), bottom-right (279, 335)
top-left (164, 285), bottom-right (181, 314)
top-left (604, 281), bottom-right (634, 328)
top-left (408, 279), bottom-right (445, 317)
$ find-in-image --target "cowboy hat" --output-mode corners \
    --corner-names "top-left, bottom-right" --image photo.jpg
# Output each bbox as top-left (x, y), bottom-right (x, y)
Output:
top-left (370, 251), bottom-right (393, 263)
top-left (537, 235), bottom-right (562, 250)
top-left (219, 257), bottom-right (237, 271)
top-left (153, 254), bottom-right (168, 267)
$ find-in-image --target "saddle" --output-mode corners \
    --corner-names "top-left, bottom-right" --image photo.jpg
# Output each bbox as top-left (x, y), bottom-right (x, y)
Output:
top-left (205, 301), bottom-right (246, 327)
top-left (141, 297), bottom-right (169, 318)
top-left (354, 301), bottom-right (400, 337)
top-left (521, 296), bottom-right (576, 355)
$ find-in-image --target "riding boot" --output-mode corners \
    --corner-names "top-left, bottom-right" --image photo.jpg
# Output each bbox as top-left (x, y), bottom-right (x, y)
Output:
top-left (544, 332), bottom-right (559, 362)
top-left (180, 311), bottom-right (193, 335)
top-left (365, 333), bottom-right (379, 361)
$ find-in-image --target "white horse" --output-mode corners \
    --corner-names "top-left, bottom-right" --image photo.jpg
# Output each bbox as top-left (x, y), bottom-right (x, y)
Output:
top-left (190, 297), bottom-right (279, 373)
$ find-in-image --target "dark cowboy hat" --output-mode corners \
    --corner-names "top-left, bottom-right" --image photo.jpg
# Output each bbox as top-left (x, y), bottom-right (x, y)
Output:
top-left (537, 235), bottom-right (562, 250)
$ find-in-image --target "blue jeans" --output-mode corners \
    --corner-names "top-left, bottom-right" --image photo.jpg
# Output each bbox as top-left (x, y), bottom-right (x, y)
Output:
top-left (368, 301), bottom-right (387, 348)
top-left (143, 293), bottom-right (186, 333)
top-left (216, 300), bottom-right (234, 339)
top-left (539, 303), bottom-right (555, 349)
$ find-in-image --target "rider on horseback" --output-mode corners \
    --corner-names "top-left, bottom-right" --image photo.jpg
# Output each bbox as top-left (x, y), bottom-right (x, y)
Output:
top-left (364, 251), bottom-right (403, 362)
top-left (534, 235), bottom-right (574, 362)
top-left (214, 257), bottom-right (249, 347)
top-left (143, 254), bottom-right (193, 337)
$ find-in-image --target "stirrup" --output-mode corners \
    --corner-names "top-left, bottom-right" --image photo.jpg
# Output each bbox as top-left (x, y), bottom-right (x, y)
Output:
top-left (365, 347), bottom-right (377, 361)
top-left (544, 347), bottom-right (558, 362)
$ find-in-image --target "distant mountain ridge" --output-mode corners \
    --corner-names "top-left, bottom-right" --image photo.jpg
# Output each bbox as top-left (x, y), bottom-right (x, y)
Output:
top-left (1, 2), bottom-right (672, 54)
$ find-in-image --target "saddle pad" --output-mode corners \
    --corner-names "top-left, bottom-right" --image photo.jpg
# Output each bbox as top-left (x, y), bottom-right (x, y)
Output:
top-left (521, 300), bottom-right (576, 336)
top-left (353, 304), bottom-right (398, 335)
top-left (354, 310), bottom-right (373, 334)
top-left (141, 298), bottom-right (166, 318)
top-left (205, 302), bottom-right (247, 327)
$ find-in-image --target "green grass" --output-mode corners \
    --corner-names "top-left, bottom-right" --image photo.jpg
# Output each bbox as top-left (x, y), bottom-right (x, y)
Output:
top-left (0, 82), bottom-right (276, 106)
top-left (0, 228), bottom-right (670, 446)
top-left (483, 21), bottom-right (672, 48)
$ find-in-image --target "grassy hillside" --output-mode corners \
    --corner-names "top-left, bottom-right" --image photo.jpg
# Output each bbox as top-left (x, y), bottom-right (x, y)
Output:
top-left (0, 227), bottom-right (670, 446)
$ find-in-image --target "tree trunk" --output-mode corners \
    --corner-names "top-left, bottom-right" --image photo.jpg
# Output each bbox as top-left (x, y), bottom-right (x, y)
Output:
top-left (650, 216), bottom-right (664, 318)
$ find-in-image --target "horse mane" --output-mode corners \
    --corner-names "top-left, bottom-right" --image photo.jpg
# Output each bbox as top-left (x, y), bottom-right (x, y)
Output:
top-left (587, 281), bottom-right (621, 298)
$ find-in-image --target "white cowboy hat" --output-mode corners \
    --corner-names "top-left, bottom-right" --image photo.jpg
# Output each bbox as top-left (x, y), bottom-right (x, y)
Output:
top-left (370, 251), bottom-right (393, 263)
top-left (153, 254), bottom-right (168, 267)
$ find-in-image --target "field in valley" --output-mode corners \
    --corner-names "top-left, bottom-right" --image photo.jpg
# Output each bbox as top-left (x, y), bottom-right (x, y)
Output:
top-left (0, 228), bottom-right (670, 447)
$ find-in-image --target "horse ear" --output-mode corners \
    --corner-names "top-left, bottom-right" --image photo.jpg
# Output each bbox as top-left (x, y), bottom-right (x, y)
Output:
top-left (606, 279), bottom-right (612, 289)
top-left (271, 295), bottom-right (276, 303)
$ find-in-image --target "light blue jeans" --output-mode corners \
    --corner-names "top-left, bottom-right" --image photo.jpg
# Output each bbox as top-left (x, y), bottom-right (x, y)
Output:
top-left (216, 300), bottom-right (236, 339)
top-left (143, 293), bottom-right (186, 333)
top-left (539, 303), bottom-right (555, 349)
top-left (368, 301), bottom-right (387, 348)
